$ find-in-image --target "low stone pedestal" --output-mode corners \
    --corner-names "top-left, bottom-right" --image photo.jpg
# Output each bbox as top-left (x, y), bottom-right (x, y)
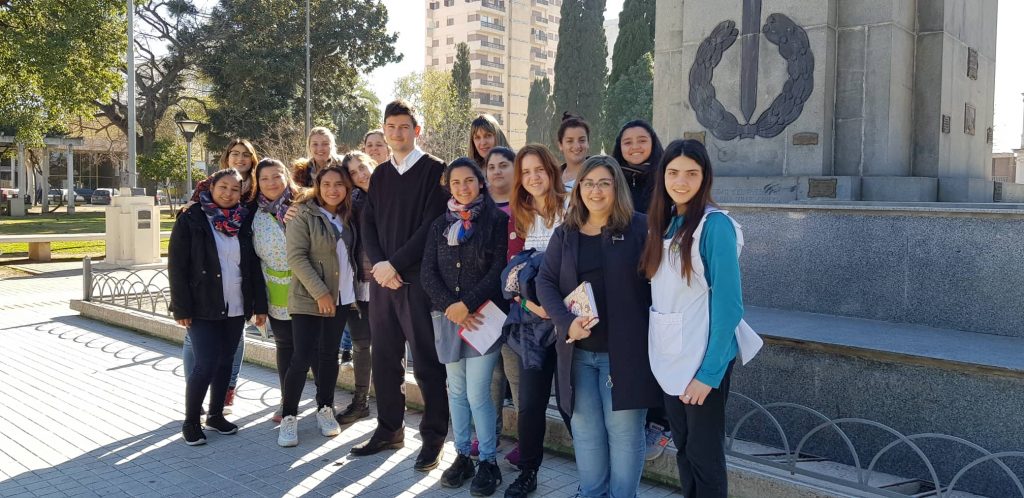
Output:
top-left (104, 189), bottom-right (161, 267)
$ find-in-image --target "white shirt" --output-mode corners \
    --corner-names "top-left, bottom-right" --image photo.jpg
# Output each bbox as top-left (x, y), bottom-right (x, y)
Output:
top-left (320, 207), bottom-right (357, 306)
top-left (524, 213), bottom-right (561, 252)
top-left (208, 218), bottom-right (244, 317)
top-left (391, 146), bottom-right (424, 175)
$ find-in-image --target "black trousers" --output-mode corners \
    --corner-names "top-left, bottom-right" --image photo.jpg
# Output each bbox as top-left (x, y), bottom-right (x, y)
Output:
top-left (515, 343), bottom-right (559, 471)
top-left (368, 281), bottom-right (449, 448)
top-left (269, 317), bottom-right (294, 391)
top-left (663, 362), bottom-right (734, 498)
top-left (185, 316), bottom-right (245, 423)
top-left (348, 301), bottom-right (372, 392)
top-left (283, 309), bottom-right (350, 417)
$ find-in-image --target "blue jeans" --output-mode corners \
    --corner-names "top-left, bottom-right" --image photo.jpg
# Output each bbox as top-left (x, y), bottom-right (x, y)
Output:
top-left (445, 351), bottom-right (500, 462)
top-left (340, 327), bottom-right (352, 351)
top-left (183, 329), bottom-right (245, 387)
top-left (570, 349), bottom-right (647, 498)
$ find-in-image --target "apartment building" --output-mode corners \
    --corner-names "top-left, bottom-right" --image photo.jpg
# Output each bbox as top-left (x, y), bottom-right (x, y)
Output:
top-left (425, 0), bottom-right (562, 146)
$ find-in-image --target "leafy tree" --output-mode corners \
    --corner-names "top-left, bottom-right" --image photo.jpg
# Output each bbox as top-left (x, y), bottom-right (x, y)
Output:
top-left (603, 0), bottom-right (655, 150)
top-left (94, 0), bottom-right (209, 156)
top-left (603, 53), bottom-right (654, 147)
top-left (200, 0), bottom-right (400, 155)
top-left (526, 77), bottom-right (555, 148)
top-left (393, 72), bottom-right (424, 111)
top-left (0, 0), bottom-right (126, 146)
top-left (136, 139), bottom-right (188, 183)
top-left (551, 0), bottom-right (608, 152)
top-left (419, 70), bottom-right (473, 163)
top-left (332, 78), bottom-right (382, 151)
top-left (452, 42), bottom-right (472, 117)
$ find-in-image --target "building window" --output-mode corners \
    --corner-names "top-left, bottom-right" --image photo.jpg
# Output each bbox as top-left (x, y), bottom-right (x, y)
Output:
top-left (432, 58), bottom-right (439, 65)
top-left (444, 0), bottom-right (455, 6)
top-left (447, 56), bottom-right (454, 64)
top-left (429, 1), bottom-right (439, 9)
top-left (432, 40), bottom-right (439, 47)
top-left (447, 17), bottom-right (455, 26)
top-left (447, 37), bottom-right (454, 45)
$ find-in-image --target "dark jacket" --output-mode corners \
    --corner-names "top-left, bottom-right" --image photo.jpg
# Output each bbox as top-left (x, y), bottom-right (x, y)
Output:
top-left (352, 188), bottom-right (373, 285)
top-left (622, 163), bottom-right (653, 214)
top-left (168, 203), bottom-right (267, 321)
top-left (535, 213), bottom-right (661, 416)
top-left (421, 202), bottom-right (509, 314)
top-left (501, 249), bottom-right (556, 370)
top-left (285, 200), bottom-right (359, 317)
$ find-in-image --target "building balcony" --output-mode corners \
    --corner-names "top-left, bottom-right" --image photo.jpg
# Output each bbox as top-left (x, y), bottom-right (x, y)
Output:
top-left (532, 68), bottom-right (547, 78)
top-left (477, 96), bottom-right (505, 109)
top-left (478, 79), bottom-right (505, 89)
top-left (472, 59), bottom-right (506, 71)
top-left (482, 0), bottom-right (506, 12)
top-left (476, 20), bottom-right (506, 33)
top-left (533, 0), bottom-right (549, 5)
top-left (530, 50), bottom-right (548, 60)
top-left (471, 39), bottom-right (506, 53)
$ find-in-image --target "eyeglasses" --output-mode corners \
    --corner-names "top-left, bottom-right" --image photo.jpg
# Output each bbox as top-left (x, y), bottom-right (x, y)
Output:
top-left (579, 179), bottom-right (614, 191)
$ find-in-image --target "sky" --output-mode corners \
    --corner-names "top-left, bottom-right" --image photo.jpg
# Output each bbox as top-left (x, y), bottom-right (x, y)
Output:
top-left (369, 0), bottom-right (1024, 152)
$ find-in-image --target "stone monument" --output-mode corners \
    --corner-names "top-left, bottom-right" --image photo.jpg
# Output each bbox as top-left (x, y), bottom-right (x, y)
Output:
top-left (653, 0), bottom-right (1008, 202)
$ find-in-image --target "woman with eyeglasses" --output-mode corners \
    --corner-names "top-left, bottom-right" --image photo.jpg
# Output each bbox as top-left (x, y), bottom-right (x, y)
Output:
top-left (535, 156), bottom-right (661, 498)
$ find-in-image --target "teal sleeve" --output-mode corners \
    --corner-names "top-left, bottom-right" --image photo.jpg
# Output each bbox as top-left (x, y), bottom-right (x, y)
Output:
top-left (696, 213), bottom-right (742, 388)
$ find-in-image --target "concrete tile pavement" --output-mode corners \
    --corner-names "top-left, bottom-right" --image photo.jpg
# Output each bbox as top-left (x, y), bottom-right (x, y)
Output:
top-left (0, 281), bottom-right (683, 497)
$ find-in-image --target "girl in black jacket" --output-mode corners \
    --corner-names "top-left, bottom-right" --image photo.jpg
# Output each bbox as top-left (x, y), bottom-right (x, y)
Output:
top-left (421, 158), bottom-right (508, 496)
top-left (169, 168), bottom-right (268, 446)
top-left (611, 120), bottom-right (664, 215)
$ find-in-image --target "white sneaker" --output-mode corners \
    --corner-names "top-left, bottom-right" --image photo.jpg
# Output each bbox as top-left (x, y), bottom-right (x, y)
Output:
top-left (317, 406), bottom-right (340, 437)
top-left (278, 415), bottom-right (298, 447)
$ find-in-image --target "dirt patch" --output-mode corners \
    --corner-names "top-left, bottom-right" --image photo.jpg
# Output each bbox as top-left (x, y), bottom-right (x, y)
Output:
top-left (0, 265), bottom-right (30, 279)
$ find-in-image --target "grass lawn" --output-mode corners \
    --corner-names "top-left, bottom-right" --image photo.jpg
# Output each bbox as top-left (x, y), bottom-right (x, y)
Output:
top-left (0, 210), bottom-right (175, 260)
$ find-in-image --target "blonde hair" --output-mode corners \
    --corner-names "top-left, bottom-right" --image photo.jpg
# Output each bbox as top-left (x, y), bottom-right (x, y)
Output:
top-left (306, 127), bottom-right (340, 164)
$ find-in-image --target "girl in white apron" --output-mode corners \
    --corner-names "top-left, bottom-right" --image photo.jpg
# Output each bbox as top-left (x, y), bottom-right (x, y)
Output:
top-left (638, 139), bottom-right (762, 498)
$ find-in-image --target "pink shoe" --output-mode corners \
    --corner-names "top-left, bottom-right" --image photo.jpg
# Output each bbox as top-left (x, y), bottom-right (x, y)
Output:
top-left (504, 444), bottom-right (520, 466)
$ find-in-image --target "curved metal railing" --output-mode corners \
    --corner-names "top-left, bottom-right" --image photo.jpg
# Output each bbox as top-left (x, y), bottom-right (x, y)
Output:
top-left (725, 393), bottom-right (1024, 497)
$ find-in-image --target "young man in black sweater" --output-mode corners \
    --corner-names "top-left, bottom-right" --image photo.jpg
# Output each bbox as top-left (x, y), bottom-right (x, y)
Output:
top-left (350, 100), bottom-right (451, 472)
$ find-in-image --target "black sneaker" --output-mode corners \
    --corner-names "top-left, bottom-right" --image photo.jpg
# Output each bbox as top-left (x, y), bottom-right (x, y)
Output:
top-left (503, 468), bottom-right (537, 498)
top-left (204, 415), bottom-right (238, 435)
top-left (441, 453), bottom-right (475, 488)
top-left (182, 422), bottom-right (206, 446)
top-left (470, 460), bottom-right (502, 496)
top-left (340, 349), bottom-right (353, 363)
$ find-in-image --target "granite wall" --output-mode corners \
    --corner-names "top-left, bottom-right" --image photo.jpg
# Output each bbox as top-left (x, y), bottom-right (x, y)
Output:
top-left (728, 203), bottom-right (1024, 337)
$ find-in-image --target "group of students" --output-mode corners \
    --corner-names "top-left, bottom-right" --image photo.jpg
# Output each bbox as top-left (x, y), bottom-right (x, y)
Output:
top-left (167, 99), bottom-right (755, 498)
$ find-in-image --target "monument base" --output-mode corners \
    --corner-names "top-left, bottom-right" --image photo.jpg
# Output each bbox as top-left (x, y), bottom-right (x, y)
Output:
top-left (997, 181), bottom-right (1024, 203)
top-left (938, 178), bottom-right (995, 203)
top-left (713, 176), bottom-right (861, 203)
top-left (104, 193), bottom-right (161, 268)
top-left (861, 176), bottom-right (938, 202)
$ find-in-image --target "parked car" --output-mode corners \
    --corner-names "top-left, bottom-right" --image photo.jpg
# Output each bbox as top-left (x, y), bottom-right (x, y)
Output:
top-left (155, 189), bottom-right (170, 206)
top-left (48, 188), bottom-right (64, 203)
top-left (91, 188), bottom-right (114, 205)
top-left (75, 188), bottom-right (94, 203)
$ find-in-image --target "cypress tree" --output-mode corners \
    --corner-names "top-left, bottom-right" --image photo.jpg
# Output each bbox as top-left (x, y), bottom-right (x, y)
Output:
top-left (603, 0), bottom-right (656, 151)
top-left (551, 0), bottom-right (608, 151)
top-left (526, 77), bottom-right (554, 147)
top-left (452, 42), bottom-right (472, 115)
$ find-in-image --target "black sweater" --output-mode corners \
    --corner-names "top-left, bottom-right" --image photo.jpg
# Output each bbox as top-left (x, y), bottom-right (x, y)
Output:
top-left (360, 153), bottom-right (448, 284)
top-left (421, 203), bottom-right (509, 313)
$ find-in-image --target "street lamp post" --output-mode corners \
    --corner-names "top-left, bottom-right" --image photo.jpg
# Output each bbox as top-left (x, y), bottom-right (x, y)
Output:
top-left (175, 120), bottom-right (201, 201)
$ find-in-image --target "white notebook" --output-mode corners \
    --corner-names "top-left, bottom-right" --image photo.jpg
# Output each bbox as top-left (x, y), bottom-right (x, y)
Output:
top-left (458, 301), bottom-right (507, 354)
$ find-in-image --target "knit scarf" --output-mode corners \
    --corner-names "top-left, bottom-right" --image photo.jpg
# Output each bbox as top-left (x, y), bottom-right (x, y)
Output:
top-left (257, 187), bottom-right (292, 229)
top-left (199, 190), bottom-right (248, 237)
top-left (444, 196), bottom-right (485, 245)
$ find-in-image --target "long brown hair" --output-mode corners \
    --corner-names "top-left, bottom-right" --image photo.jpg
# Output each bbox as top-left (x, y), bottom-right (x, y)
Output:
top-left (310, 165), bottom-right (355, 223)
top-left (639, 139), bottom-right (716, 282)
top-left (468, 114), bottom-right (510, 166)
top-left (562, 156), bottom-right (634, 235)
top-left (219, 139), bottom-right (259, 187)
top-left (511, 144), bottom-right (566, 237)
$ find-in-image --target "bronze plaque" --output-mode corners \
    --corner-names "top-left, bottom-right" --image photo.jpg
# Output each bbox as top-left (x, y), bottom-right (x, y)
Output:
top-left (683, 131), bottom-right (706, 144)
top-left (792, 132), bottom-right (819, 145)
top-left (807, 178), bottom-right (837, 199)
top-left (965, 104), bottom-right (976, 136)
top-left (967, 48), bottom-right (978, 80)
top-left (942, 114), bottom-right (951, 134)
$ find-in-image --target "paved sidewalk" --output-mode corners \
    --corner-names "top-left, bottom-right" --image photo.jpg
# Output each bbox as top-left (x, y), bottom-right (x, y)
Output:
top-left (0, 292), bottom-right (682, 497)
